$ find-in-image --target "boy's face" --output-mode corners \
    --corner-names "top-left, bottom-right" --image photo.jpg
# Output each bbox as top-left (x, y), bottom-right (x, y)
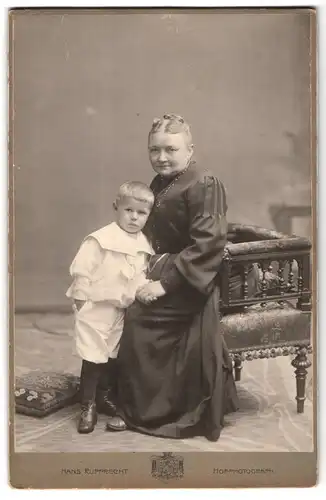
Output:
top-left (115, 197), bottom-right (151, 234)
top-left (148, 132), bottom-right (193, 178)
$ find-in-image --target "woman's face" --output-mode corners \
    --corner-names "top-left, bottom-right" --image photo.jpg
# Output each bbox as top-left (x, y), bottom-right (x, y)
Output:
top-left (148, 131), bottom-right (193, 178)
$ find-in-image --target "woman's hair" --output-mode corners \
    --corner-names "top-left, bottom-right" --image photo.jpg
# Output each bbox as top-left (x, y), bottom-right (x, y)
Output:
top-left (115, 181), bottom-right (154, 207)
top-left (148, 113), bottom-right (193, 146)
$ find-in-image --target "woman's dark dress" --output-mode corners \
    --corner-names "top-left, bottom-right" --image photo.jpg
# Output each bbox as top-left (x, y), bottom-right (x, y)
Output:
top-left (117, 162), bottom-right (239, 441)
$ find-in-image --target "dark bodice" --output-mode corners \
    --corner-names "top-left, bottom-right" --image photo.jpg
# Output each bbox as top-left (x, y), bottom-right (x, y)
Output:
top-left (143, 162), bottom-right (228, 295)
top-left (144, 170), bottom-right (195, 253)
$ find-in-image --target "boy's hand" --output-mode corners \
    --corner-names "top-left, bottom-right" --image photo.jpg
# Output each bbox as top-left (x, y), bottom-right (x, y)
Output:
top-left (74, 299), bottom-right (86, 311)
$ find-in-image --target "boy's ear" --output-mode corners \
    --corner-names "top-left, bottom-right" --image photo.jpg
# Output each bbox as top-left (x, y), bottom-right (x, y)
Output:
top-left (113, 201), bottom-right (117, 211)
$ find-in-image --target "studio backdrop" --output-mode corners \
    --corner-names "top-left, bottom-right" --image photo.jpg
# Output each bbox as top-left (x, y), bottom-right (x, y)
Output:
top-left (12, 10), bottom-right (312, 310)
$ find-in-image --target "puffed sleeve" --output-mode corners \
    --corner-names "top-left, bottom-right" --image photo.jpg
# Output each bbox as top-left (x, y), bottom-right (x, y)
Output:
top-left (160, 176), bottom-right (228, 295)
top-left (66, 237), bottom-right (103, 300)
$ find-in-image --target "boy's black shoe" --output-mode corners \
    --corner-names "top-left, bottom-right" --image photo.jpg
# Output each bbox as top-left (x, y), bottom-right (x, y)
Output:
top-left (96, 358), bottom-right (119, 416)
top-left (77, 359), bottom-right (103, 434)
top-left (77, 402), bottom-right (98, 434)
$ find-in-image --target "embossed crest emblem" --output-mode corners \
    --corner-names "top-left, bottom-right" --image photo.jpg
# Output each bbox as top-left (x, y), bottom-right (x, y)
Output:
top-left (151, 452), bottom-right (184, 482)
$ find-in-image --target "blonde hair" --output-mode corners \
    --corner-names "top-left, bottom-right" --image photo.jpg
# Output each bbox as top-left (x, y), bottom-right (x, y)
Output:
top-left (148, 113), bottom-right (193, 146)
top-left (115, 181), bottom-right (154, 207)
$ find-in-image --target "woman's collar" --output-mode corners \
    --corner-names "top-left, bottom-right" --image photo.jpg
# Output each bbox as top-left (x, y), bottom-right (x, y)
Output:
top-left (158, 160), bottom-right (195, 181)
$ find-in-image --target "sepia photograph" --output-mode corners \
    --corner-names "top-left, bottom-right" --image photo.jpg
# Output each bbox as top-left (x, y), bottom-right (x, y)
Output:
top-left (9, 7), bottom-right (316, 488)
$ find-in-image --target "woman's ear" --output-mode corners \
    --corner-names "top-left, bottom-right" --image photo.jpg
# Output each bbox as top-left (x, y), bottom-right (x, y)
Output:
top-left (188, 143), bottom-right (194, 157)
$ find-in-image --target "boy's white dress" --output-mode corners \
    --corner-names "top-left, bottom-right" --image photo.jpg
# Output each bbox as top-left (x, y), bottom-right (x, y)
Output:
top-left (66, 222), bottom-right (154, 363)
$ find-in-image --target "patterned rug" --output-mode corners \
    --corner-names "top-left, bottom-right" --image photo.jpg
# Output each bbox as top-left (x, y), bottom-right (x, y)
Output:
top-left (13, 314), bottom-right (314, 453)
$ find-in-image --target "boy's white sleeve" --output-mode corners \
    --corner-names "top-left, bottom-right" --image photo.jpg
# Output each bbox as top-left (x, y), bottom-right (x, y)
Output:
top-left (133, 254), bottom-right (152, 293)
top-left (68, 237), bottom-right (102, 300)
top-left (134, 272), bottom-right (150, 291)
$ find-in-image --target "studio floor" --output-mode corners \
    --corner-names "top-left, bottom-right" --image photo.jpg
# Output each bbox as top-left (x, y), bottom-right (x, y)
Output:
top-left (13, 313), bottom-right (314, 453)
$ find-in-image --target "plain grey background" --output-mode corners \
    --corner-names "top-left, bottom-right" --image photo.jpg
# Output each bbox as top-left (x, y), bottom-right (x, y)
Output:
top-left (12, 10), bottom-right (313, 310)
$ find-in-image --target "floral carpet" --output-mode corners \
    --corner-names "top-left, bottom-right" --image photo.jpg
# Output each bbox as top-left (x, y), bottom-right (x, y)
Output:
top-left (13, 314), bottom-right (314, 453)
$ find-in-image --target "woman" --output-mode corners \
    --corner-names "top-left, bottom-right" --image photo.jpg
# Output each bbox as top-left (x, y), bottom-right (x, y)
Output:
top-left (106, 113), bottom-right (244, 441)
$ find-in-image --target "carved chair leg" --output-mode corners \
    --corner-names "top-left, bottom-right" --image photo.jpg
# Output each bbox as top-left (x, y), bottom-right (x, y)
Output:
top-left (234, 357), bottom-right (243, 382)
top-left (291, 346), bottom-right (312, 414)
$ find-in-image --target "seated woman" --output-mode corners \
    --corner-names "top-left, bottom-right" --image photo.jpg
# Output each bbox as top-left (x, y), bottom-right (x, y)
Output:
top-left (106, 114), bottom-right (258, 441)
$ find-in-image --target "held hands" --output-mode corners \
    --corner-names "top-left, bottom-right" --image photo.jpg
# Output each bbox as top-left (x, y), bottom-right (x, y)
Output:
top-left (136, 281), bottom-right (166, 305)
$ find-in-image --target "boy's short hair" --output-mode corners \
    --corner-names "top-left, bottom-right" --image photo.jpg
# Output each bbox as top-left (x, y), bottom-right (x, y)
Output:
top-left (115, 181), bottom-right (154, 207)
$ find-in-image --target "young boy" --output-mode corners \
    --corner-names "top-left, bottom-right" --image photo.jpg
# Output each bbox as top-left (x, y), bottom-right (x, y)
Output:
top-left (66, 181), bottom-right (155, 433)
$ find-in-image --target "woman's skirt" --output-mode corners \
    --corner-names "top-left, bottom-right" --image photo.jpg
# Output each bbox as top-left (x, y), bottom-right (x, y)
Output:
top-left (116, 254), bottom-right (258, 441)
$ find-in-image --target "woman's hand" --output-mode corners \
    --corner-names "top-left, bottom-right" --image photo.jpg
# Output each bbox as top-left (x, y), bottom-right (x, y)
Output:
top-left (136, 288), bottom-right (154, 305)
top-left (136, 281), bottom-right (166, 304)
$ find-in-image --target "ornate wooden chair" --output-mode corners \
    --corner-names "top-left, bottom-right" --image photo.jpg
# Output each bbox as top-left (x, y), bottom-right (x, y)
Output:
top-left (220, 223), bottom-right (312, 414)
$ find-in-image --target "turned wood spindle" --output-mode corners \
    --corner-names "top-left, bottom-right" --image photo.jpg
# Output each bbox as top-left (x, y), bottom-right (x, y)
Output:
top-left (297, 259), bottom-right (304, 294)
top-left (222, 251), bottom-right (232, 306)
top-left (260, 261), bottom-right (268, 308)
top-left (278, 260), bottom-right (286, 296)
top-left (227, 263), bottom-right (232, 305)
top-left (234, 357), bottom-right (243, 382)
top-left (287, 259), bottom-right (294, 291)
top-left (243, 264), bottom-right (249, 300)
top-left (291, 346), bottom-right (312, 413)
top-left (261, 263), bottom-right (268, 297)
